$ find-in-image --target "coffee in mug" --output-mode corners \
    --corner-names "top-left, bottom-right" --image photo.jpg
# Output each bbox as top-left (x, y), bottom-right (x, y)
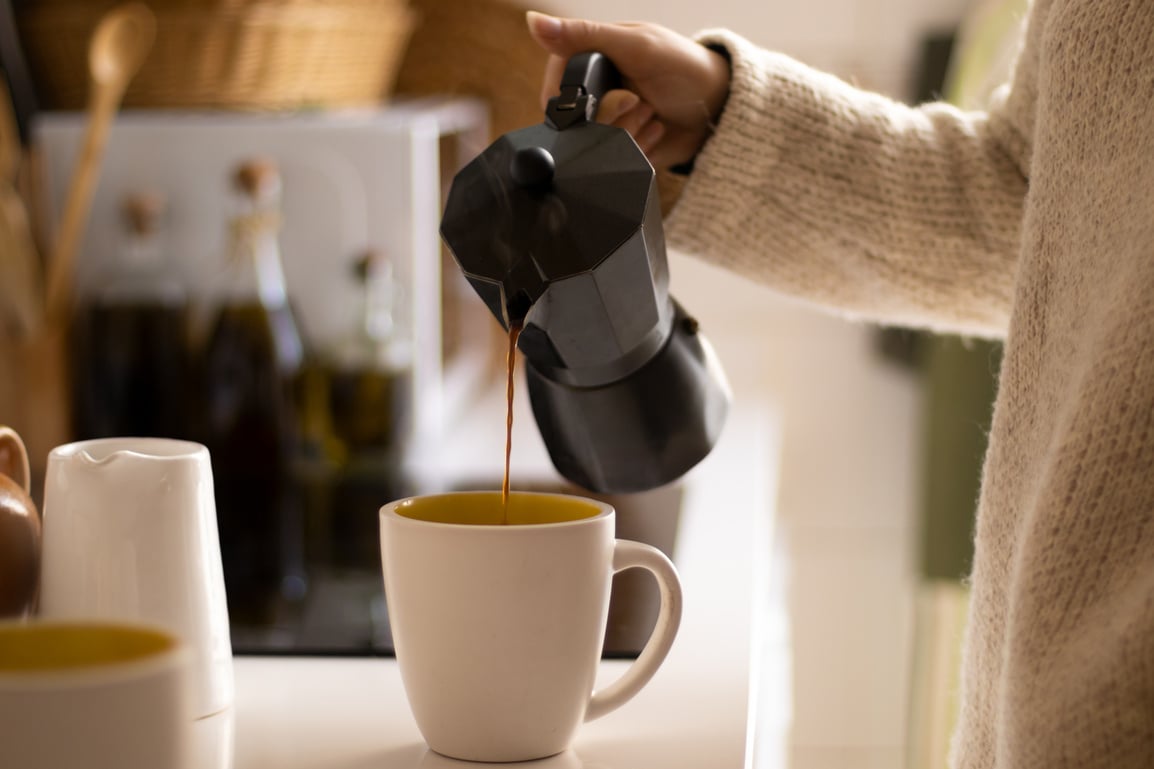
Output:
top-left (380, 491), bottom-right (682, 762)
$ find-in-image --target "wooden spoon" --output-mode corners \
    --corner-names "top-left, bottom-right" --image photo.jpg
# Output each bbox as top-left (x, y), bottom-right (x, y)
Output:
top-left (44, 2), bottom-right (155, 323)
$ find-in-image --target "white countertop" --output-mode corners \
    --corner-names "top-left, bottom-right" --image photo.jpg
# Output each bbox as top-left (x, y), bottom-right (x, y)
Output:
top-left (211, 396), bottom-right (780, 769)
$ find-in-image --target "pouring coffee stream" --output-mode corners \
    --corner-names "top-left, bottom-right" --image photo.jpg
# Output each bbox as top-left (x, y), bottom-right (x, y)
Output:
top-left (441, 52), bottom-right (730, 495)
top-left (502, 319), bottom-right (523, 522)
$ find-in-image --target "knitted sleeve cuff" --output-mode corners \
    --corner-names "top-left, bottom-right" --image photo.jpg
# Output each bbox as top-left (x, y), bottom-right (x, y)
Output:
top-left (665, 28), bottom-right (1024, 337)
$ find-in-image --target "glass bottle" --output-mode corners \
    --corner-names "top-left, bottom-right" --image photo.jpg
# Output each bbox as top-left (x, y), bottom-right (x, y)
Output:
top-left (72, 192), bottom-right (191, 439)
top-left (200, 159), bottom-right (306, 626)
top-left (329, 250), bottom-right (412, 453)
top-left (327, 249), bottom-right (414, 571)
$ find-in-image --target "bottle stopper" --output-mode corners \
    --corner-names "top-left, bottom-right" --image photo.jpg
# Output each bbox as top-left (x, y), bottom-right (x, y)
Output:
top-left (233, 159), bottom-right (281, 201)
top-left (121, 191), bottom-right (166, 236)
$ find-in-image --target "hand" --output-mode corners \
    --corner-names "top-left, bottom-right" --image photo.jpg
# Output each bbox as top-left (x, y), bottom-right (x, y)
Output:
top-left (526, 11), bottom-right (731, 171)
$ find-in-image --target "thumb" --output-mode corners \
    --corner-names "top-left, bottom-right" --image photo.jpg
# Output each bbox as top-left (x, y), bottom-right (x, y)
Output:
top-left (526, 11), bottom-right (638, 62)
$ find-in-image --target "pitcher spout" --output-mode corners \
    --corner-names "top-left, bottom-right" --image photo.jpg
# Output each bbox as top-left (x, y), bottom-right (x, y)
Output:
top-left (57, 437), bottom-right (207, 466)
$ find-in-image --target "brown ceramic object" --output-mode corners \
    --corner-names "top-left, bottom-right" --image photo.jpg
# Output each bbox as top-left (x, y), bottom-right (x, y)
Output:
top-left (0, 426), bottom-right (40, 616)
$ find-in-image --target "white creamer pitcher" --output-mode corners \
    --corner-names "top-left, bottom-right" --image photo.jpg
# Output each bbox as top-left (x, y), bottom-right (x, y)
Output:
top-left (40, 438), bottom-right (233, 719)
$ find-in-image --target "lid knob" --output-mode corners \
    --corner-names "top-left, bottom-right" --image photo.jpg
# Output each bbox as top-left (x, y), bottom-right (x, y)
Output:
top-left (509, 146), bottom-right (555, 190)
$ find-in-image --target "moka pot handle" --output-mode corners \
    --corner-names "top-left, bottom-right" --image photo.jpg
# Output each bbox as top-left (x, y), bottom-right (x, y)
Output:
top-left (546, 51), bottom-right (622, 130)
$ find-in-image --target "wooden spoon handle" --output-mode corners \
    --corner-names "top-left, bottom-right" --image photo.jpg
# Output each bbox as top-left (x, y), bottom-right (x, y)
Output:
top-left (44, 84), bottom-right (121, 322)
top-left (0, 79), bottom-right (18, 182)
top-left (43, 3), bottom-right (155, 323)
top-left (0, 192), bottom-right (44, 336)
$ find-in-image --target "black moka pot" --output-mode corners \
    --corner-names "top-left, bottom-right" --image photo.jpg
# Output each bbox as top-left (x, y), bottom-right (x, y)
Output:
top-left (440, 52), bottom-right (730, 494)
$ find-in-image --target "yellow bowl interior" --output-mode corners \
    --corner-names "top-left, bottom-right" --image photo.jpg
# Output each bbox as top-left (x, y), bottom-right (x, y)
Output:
top-left (0, 624), bottom-right (176, 672)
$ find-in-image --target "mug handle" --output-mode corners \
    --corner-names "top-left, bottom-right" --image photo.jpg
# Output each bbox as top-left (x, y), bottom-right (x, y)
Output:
top-left (585, 539), bottom-right (683, 722)
top-left (0, 426), bottom-right (30, 494)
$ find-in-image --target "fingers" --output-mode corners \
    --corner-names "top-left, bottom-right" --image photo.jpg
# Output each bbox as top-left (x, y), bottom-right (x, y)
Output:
top-left (526, 10), bottom-right (565, 50)
top-left (526, 12), bottom-right (680, 167)
top-left (597, 90), bottom-right (640, 123)
top-left (527, 11), bottom-right (663, 90)
top-left (527, 11), bottom-right (645, 62)
top-left (610, 98), bottom-right (653, 136)
top-left (634, 120), bottom-right (666, 156)
top-left (597, 90), bottom-right (666, 158)
top-left (531, 10), bottom-right (650, 110)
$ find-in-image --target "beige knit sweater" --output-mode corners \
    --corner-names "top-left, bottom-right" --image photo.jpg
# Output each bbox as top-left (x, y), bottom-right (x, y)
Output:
top-left (667, 2), bottom-right (1154, 767)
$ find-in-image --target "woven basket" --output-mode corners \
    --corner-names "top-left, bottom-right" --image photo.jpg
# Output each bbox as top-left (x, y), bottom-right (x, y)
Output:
top-left (17, 0), bottom-right (415, 110)
top-left (391, 0), bottom-right (686, 214)
top-left (392, 0), bottom-right (545, 140)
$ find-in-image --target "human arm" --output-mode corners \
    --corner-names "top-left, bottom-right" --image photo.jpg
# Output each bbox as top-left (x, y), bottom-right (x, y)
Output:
top-left (527, 11), bottom-right (730, 171)
top-left (527, 14), bottom-right (1034, 337)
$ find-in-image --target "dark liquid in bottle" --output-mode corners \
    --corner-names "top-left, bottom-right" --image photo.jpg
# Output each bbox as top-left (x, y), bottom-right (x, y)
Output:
top-left (327, 366), bottom-right (411, 453)
top-left (73, 302), bottom-right (191, 439)
top-left (201, 302), bottom-right (303, 623)
top-left (320, 364), bottom-right (413, 571)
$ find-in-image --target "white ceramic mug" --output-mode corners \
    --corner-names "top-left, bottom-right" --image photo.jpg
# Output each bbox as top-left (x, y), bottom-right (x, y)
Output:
top-left (380, 491), bottom-right (683, 762)
top-left (0, 620), bottom-right (193, 769)
top-left (39, 438), bottom-right (233, 718)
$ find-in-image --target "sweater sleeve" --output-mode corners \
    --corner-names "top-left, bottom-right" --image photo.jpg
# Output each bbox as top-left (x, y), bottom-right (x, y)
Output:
top-left (665, 29), bottom-right (1033, 339)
